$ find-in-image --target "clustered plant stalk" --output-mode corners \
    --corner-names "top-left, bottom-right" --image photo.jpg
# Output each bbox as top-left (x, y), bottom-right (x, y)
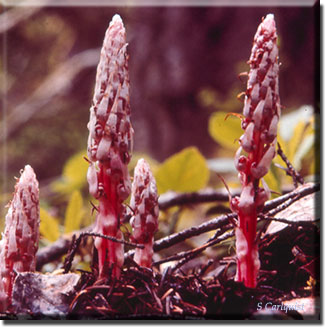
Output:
top-left (130, 159), bottom-right (159, 268)
top-left (230, 14), bottom-right (280, 288)
top-left (86, 14), bottom-right (134, 279)
top-left (0, 165), bottom-right (40, 312)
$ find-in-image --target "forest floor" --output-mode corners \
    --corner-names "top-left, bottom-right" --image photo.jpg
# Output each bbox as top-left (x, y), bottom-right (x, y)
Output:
top-left (1, 183), bottom-right (320, 321)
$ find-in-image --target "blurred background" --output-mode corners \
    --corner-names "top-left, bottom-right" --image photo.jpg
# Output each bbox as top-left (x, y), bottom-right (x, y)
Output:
top-left (1, 5), bottom-right (319, 180)
top-left (0, 4), bottom-right (319, 257)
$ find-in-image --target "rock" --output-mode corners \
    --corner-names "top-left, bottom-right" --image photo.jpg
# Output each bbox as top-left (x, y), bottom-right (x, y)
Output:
top-left (264, 186), bottom-right (319, 236)
top-left (12, 272), bottom-right (80, 318)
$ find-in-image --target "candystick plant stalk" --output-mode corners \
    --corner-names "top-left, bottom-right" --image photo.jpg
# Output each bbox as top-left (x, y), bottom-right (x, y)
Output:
top-left (130, 159), bottom-right (159, 268)
top-left (0, 165), bottom-right (40, 312)
top-left (87, 14), bottom-right (133, 279)
top-left (231, 14), bottom-right (280, 288)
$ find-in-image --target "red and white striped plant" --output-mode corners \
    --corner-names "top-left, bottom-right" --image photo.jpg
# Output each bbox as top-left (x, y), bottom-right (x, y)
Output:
top-left (0, 165), bottom-right (40, 312)
top-left (231, 14), bottom-right (280, 288)
top-left (86, 14), bottom-right (134, 279)
top-left (130, 159), bottom-right (159, 268)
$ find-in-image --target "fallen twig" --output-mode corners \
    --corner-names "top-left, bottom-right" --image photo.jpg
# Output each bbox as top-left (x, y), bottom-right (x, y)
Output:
top-left (158, 188), bottom-right (240, 210)
top-left (277, 142), bottom-right (305, 187)
top-left (36, 236), bottom-right (72, 271)
top-left (63, 232), bottom-right (145, 273)
top-left (171, 231), bottom-right (235, 272)
top-left (263, 182), bottom-right (318, 213)
top-left (153, 229), bottom-right (234, 267)
top-left (153, 213), bottom-right (236, 253)
top-left (261, 216), bottom-right (319, 227)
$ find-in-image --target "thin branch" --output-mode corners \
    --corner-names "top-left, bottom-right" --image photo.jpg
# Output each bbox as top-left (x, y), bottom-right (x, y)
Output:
top-left (206, 223), bottom-right (235, 242)
top-left (63, 232), bottom-right (144, 273)
top-left (153, 213), bottom-right (236, 253)
top-left (263, 182), bottom-right (319, 213)
top-left (171, 231), bottom-right (235, 272)
top-left (256, 186), bottom-right (319, 243)
top-left (158, 188), bottom-right (240, 210)
top-left (198, 259), bottom-right (215, 277)
top-left (63, 234), bottom-right (78, 274)
top-left (158, 181), bottom-right (318, 212)
top-left (36, 237), bottom-right (72, 271)
top-left (260, 215), bottom-right (319, 227)
top-left (153, 229), bottom-right (234, 267)
top-left (265, 193), bottom-right (303, 218)
top-left (80, 232), bottom-right (145, 249)
top-left (277, 142), bottom-right (304, 187)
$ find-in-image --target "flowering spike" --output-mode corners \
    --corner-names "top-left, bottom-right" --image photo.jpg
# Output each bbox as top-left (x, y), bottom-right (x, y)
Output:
top-left (232, 14), bottom-right (280, 288)
top-left (0, 165), bottom-right (40, 312)
top-left (130, 159), bottom-right (159, 268)
top-left (86, 14), bottom-right (133, 279)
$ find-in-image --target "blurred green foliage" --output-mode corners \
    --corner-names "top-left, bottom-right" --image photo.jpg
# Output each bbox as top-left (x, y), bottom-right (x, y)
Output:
top-left (51, 150), bottom-right (89, 196)
top-left (64, 190), bottom-right (84, 234)
top-left (208, 111), bottom-right (242, 151)
top-left (39, 207), bottom-right (60, 242)
top-left (37, 151), bottom-right (90, 243)
top-left (155, 146), bottom-right (210, 194)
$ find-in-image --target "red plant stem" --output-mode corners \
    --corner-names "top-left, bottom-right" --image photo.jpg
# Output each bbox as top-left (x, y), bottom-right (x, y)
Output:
top-left (97, 167), bottom-right (118, 276)
top-left (240, 134), bottom-right (261, 286)
top-left (236, 212), bottom-right (257, 287)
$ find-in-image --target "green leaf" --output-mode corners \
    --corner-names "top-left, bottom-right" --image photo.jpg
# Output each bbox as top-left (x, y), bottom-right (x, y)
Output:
top-left (208, 111), bottom-right (242, 150)
top-left (287, 121), bottom-right (306, 163)
top-left (294, 134), bottom-right (315, 170)
top-left (263, 163), bottom-right (281, 194)
top-left (40, 207), bottom-right (60, 242)
top-left (155, 147), bottom-right (210, 194)
top-left (52, 150), bottom-right (89, 195)
top-left (64, 190), bottom-right (84, 233)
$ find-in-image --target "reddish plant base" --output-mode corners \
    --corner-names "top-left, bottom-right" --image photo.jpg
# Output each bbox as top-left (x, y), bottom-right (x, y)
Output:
top-left (94, 165), bottom-right (123, 278)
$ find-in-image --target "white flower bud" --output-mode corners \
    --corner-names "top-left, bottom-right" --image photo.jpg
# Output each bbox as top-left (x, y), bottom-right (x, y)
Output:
top-left (252, 100), bottom-right (265, 129)
top-left (240, 122), bottom-right (255, 152)
top-left (87, 164), bottom-right (99, 198)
